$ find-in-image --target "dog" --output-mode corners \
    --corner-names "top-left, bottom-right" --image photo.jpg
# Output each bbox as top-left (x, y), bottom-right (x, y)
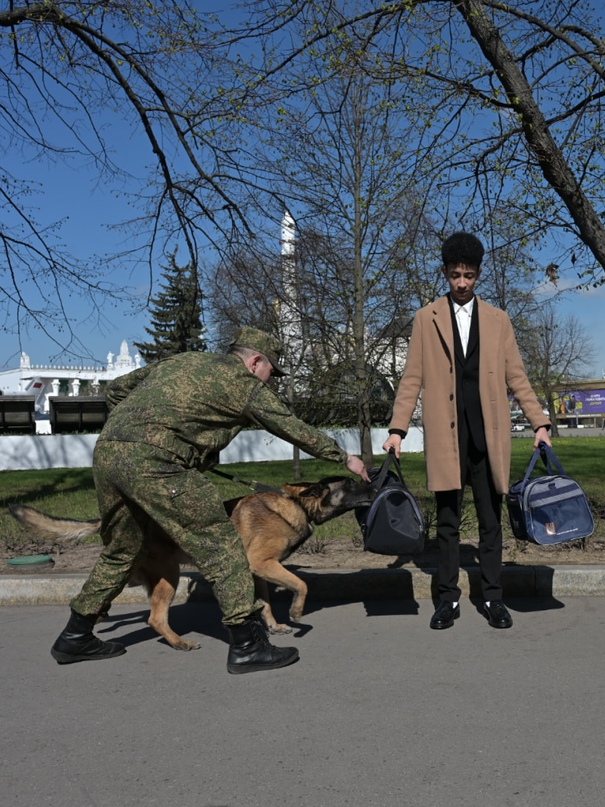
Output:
top-left (9, 475), bottom-right (374, 649)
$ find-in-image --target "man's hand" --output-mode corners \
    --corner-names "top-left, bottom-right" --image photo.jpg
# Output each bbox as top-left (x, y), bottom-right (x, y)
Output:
top-left (346, 454), bottom-right (371, 483)
top-left (382, 433), bottom-right (402, 458)
top-left (533, 426), bottom-right (552, 449)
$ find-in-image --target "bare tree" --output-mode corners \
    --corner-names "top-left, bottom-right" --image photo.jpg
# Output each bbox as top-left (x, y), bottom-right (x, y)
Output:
top-left (240, 40), bottom-right (445, 465)
top-left (7, 0), bottom-right (605, 377)
top-left (452, 0), bottom-right (605, 277)
top-left (520, 305), bottom-right (596, 437)
top-left (240, 0), bottom-right (605, 284)
top-left (207, 8), bottom-right (551, 464)
top-left (0, 1), bottom-right (252, 357)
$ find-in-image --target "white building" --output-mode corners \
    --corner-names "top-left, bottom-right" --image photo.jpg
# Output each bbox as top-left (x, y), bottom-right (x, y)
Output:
top-left (0, 340), bottom-right (140, 414)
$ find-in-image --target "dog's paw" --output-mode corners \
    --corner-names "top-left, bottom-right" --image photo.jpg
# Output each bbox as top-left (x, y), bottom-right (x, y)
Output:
top-left (172, 638), bottom-right (202, 651)
top-left (267, 623), bottom-right (293, 635)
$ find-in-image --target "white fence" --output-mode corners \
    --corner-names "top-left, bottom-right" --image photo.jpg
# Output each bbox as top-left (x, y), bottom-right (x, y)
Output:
top-left (0, 427), bottom-right (424, 471)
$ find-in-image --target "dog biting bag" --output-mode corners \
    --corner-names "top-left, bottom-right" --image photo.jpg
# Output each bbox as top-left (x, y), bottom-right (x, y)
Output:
top-left (356, 450), bottom-right (425, 555)
top-left (507, 441), bottom-right (594, 545)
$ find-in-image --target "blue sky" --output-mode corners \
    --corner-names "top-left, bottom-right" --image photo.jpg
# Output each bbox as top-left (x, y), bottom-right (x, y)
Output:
top-left (539, 285), bottom-right (605, 381)
top-left (3, 3), bottom-right (605, 382)
top-left (4, 119), bottom-right (605, 380)
top-left (2, 110), bottom-right (157, 369)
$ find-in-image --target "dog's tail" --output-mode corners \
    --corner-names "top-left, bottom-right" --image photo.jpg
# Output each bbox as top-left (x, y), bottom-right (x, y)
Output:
top-left (9, 504), bottom-right (101, 544)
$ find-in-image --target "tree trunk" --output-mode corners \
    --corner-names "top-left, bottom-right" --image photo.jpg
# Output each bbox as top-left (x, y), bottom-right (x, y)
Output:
top-left (286, 380), bottom-right (302, 480)
top-left (357, 388), bottom-right (375, 469)
top-left (352, 115), bottom-right (375, 470)
top-left (547, 399), bottom-right (560, 438)
top-left (292, 445), bottom-right (301, 481)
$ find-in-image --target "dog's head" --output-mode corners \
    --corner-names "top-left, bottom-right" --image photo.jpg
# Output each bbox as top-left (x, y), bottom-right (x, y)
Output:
top-left (283, 476), bottom-right (376, 525)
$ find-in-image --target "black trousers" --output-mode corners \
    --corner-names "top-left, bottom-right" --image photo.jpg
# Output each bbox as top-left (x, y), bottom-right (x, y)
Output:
top-left (435, 419), bottom-right (503, 603)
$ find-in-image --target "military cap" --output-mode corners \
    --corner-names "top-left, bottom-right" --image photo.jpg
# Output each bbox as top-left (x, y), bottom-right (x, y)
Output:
top-left (229, 326), bottom-right (287, 377)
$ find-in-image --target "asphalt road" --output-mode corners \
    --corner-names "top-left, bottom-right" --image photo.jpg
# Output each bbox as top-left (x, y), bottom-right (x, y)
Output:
top-left (2, 596), bottom-right (604, 807)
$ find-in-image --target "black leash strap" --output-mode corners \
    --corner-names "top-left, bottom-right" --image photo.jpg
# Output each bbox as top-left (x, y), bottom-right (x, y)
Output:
top-left (208, 467), bottom-right (283, 494)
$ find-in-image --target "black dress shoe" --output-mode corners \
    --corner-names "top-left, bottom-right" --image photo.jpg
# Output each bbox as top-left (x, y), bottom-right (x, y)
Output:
top-left (483, 600), bottom-right (513, 629)
top-left (430, 601), bottom-right (460, 630)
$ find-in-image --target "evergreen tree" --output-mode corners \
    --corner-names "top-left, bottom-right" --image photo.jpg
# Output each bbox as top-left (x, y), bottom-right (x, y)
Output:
top-left (135, 255), bottom-right (207, 363)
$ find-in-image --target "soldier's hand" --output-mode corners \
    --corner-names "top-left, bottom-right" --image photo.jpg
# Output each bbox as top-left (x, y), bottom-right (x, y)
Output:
top-left (346, 454), bottom-right (371, 483)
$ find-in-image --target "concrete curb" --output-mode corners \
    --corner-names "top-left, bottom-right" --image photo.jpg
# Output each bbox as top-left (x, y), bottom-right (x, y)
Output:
top-left (1, 565), bottom-right (605, 606)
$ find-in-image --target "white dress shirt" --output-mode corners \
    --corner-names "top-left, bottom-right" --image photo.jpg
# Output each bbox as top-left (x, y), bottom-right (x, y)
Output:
top-left (453, 298), bottom-right (474, 356)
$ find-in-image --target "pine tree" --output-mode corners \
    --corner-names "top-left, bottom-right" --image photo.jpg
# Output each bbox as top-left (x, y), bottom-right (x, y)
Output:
top-left (134, 255), bottom-right (207, 363)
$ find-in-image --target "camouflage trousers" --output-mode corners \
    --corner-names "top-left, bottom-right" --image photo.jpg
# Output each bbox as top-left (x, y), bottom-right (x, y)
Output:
top-left (70, 440), bottom-right (261, 625)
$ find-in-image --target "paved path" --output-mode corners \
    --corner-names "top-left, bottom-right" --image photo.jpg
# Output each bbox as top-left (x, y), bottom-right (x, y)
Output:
top-left (2, 596), bottom-right (604, 807)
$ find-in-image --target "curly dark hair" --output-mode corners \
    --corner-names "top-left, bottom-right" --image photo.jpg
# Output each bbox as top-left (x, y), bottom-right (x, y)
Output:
top-left (441, 232), bottom-right (484, 268)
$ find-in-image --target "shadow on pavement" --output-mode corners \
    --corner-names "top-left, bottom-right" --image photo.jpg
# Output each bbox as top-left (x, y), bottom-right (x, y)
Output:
top-left (96, 600), bottom-right (226, 648)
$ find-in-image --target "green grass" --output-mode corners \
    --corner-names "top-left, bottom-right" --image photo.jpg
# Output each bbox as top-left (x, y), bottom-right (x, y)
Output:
top-left (509, 436), bottom-right (605, 481)
top-left (2, 438), bottom-right (604, 553)
top-left (394, 437), bottom-right (605, 543)
top-left (0, 458), bottom-right (361, 552)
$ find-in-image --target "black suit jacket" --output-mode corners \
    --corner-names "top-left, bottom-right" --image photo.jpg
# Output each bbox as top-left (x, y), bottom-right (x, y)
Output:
top-left (449, 297), bottom-right (486, 452)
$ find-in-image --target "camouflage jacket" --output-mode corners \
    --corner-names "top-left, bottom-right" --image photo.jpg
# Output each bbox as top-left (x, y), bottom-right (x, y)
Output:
top-left (100, 352), bottom-right (348, 470)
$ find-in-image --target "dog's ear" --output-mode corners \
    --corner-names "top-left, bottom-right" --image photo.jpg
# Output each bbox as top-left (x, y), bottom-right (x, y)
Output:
top-left (223, 496), bottom-right (245, 516)
top-left (298, 482), bottom-right (329, 499)
top-left (282, 482), bottom-right (314, 497)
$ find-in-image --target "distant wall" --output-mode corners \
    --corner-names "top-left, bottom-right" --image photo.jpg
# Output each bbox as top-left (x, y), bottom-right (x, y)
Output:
top-left (0, 427), bottom-right (424, 472)
top-left (0, 433), bottom-right (99, 472)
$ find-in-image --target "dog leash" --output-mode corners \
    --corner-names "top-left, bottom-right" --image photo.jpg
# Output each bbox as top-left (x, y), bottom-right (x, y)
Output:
top-left (208, 467), bottom-right (283, 494)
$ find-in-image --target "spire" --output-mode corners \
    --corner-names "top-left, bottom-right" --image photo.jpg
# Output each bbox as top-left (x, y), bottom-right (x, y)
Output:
top-left (280, 210), bottom-right (302, 369)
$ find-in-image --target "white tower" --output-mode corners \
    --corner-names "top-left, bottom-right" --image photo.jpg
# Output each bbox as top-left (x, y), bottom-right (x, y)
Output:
top-left (280, 210), bottom-right (302, 370)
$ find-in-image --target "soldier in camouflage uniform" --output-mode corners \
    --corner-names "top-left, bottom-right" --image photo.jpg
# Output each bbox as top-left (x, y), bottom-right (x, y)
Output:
top-left (51, 327), bottom-right (370, 674)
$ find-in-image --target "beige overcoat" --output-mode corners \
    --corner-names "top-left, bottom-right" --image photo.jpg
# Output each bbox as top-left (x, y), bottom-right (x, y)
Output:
top-left (389, 295), bottom-right (550, 494)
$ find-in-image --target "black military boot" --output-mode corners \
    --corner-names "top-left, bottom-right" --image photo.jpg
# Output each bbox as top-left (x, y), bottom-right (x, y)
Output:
top-left (51, 609), bottom-right (127, 664)
top-left (226, 613), bottom-right (299, 674)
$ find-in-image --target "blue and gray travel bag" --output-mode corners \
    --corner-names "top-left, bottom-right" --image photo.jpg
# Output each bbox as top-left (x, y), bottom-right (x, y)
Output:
top-left (507, 441), bottom-right (594, 545)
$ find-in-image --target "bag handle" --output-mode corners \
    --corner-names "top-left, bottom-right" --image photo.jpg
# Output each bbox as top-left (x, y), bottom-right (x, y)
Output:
top-left (374, 448), bottom-right (408, 490)
top-left (536, 440), bottom-right (568, 475)
top-left (521, 440), bottom-right (567, 487)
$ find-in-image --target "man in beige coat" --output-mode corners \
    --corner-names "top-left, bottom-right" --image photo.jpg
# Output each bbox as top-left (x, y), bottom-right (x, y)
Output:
top-left (384, 232), bottom-right (551, 630)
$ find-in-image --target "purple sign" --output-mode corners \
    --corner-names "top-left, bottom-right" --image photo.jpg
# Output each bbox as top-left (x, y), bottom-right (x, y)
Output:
top-left (554, 390), bottom-right (605, 416)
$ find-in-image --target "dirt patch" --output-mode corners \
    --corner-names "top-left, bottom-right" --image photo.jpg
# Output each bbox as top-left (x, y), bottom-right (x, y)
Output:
top-left (1, 541), bottom-right (104, 575)
top-left (290, 535), bottom-right (605, 570)
top-left (2, 534), bottom-right (605, 576)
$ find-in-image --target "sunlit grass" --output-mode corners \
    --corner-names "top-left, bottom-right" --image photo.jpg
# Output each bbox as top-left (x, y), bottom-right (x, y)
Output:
top-left (2, 437), bottom-right (604, 552)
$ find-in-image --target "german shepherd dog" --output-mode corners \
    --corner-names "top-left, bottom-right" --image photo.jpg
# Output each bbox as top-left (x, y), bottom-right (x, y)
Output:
top-left (10, 476), bottom-right (374, 649)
